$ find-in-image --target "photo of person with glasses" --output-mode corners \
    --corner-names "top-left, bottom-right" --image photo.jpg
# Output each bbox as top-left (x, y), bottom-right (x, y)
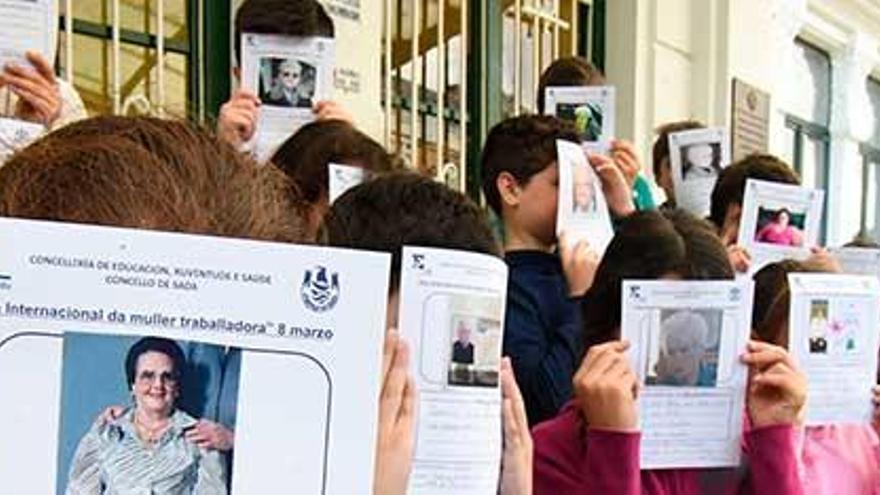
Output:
top-left (260, 58), bottom-right (316, 109)
top-left (65, 337), bottom-right (228, 494)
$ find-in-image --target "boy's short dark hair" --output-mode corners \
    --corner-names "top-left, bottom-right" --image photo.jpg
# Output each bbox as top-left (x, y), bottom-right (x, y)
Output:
top-left (480, 115), bottom-right (580, 216)
top-left (234, 0), bottom-right (334, 65)
top-left (536, 56), bottom-right (606, 114)
top-left (652, 120), bottom-right (705, 178)
top-left (323, 172), bottom-right (500, 291)
top-left (271, 120), bottom-right (398, 204)
top-left (708, 153), bottom-right (800, 229)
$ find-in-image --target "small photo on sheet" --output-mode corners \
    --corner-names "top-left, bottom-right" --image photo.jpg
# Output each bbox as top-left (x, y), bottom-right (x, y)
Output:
top-left (806, 298), bottom-right (860, 355)
top-left (753, 207), bottom-right (807, 248)
top-left (447, 301), bottom-right (503, 388)
top-left (57, 332), bottom-right (239, 494)
top-left (258, 57), bottom-right (317, 109)
top-left (645, 309), bottom-right (722, 388)
top-left (668, 128), bottom-right (729, 217)
top-left (543, 86), bottom-right (616, 143)
top-left (556, 140), bottom-right (615, 254)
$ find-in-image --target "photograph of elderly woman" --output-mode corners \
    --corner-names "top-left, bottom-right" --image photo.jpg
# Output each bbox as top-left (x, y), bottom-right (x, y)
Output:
top-left (258, 57), bottom-right (317, 109)
top-left (57, 333), bottom-right (240, 494)
top-left (646, 309), bottom-right (722, 387)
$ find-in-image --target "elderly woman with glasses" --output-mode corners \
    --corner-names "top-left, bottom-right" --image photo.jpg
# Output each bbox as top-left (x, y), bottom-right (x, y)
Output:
top-left (66, 337), bottom-right (227, 494)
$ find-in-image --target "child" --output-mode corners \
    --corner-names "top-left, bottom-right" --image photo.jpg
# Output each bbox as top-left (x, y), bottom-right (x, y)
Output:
top-left (480, 114), bottom-right (634, 426)
top-left (324, 172), bottom-right (534, 495)
top-left (708, 153), bottom-right (801, 273)
top-left (271, 119), bottom-right (398, 240)
top-left (752, 259), bottom-right (880, 494)
top-left (537, 56), bottom-right (655, 211)
top-left (651, 120), bottom-right (705, 209)
top-left (219, 0), bottom-right (351, 151)
top-left (533, 209), bottom-right (806, 494)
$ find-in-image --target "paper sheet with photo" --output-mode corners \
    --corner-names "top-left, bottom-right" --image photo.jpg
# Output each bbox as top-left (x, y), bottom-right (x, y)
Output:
top-left (556, 139), bottom-right (614, 253)
top-left (831, 247), bottom-right (880, 278)
top-left (241, 34), bottom-right (335, 161)
top-left (328, 162), bottom-right (367, 204)
top-left (0, 116), bottom-right (44, 163)
top-left (788, 273), bottom-right (880, 425)
top-left (399, 246), bottom-right (508, 495)
top-left (737, 179), bottom-right (825, 275)
top-left (0, 0), bottom-right (55, 69)
top-left (0, 218), bottom-right (390, 494)
top-left (668, 127), bottom-right (730, 217)
top-left (622, 280), bottom-right (752, 469)
top-left (544, 86), bottom-right (616, 144)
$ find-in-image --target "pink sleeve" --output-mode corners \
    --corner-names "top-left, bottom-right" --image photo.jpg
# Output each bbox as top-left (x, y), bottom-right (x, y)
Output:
top-left (585, 429), bottom-right (642, 495)
top-left (740, 424), bottom-right (803, 495)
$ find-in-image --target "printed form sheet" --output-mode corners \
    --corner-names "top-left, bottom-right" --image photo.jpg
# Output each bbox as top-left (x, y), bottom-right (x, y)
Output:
top-left (399, 246), bottom-right (508, 494)
top-left (668, 127), bottom-right (730, 217)
top-left (832, 247), bottom-right (880, 278)
top-left (556, 139), bottom-right (614, 254)
top-left (0, 218), bottom-right (390, 495)
top-left (328, 162), bottom-right (367, 203)
top-left (544, 86), bottom-right (616, 145)
top-left (622, 280), bottom-right (753, 469)
top-left (0, 0), bottom-right (54, 68)
top-left (788, 273), bottom-right (880, 425)
top-left (737, 179), bottom-right (825, 275)
top-left (241, 34), bottom-right (335, 161)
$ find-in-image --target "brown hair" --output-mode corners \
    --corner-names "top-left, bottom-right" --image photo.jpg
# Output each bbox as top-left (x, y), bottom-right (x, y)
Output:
top-left (234, 0), bottom-right (334, 65)
top-left (0, 116), bottom-right (307, 243)
top-left (536, 56), bottom-right (606, 114)
top-left (751, 259), bottom-right (830, 346)
top-left (709, 153), bottom-right (800, 230)
top-left (271, 119), bottom-right (398, 204)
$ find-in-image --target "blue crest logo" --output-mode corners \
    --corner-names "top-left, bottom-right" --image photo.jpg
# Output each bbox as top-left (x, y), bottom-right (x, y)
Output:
top-left (301, 266), bottom-right (340, 312)
top-left (730, 287), bottom-right (742, 302)
top-left (411, 254), bottom-right (426, 270)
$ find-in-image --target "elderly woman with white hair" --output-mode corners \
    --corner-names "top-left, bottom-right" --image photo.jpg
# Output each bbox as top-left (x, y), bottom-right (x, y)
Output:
top-left (652, 310), bottom-right (717, 387)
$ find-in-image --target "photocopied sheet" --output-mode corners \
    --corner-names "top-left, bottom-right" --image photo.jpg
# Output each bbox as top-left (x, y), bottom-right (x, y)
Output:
top-left (737, 178), bottom-right (825, 275)
top-left (241, 34), bottom-right (335, 161)
top-left (668, 127), bottom-right (730, 217)
top-left (788, 273), bottom-right (880, 425)
top-left (0, 218), bottom-right (390, 495)
top-left (622, 280), bottom-right (753, 469)
top-left (544, 86), bottom-right (616, 144)
top-left (0, 0), bottom-right (55, 69)
top-left (556, 139), bottom-right (615, 254)
top-left (831, 247), bottom-right (880, 278)
top-left (399, 246), bottom-right (508, 495)
top-left (0, 116), bottom-right (44, 162)
top-left (328, 162), bottom-right (367, 204)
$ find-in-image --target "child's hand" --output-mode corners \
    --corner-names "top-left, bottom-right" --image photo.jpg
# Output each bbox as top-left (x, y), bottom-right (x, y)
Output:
top-left (573, 340), bottom-right (639, 431)
top-left (218, 89), bottom-right (261, 148)
top-left (727, 245), bottom-right (752, 274)
top-left (374, 331), bottom-right (416, 495)
top-left (313, 100), bottom-right (354, 124)
top-left (1, 51), bottom-right (61, 126)
top-left (609, 139), bottom-right (641, 187)
top-left (588, 153), bottom-right (636, 218)
top-left (740, 341), bottom-right (806, 428)
top-left (559, 232), bottom-right (600, 297)
top-left (499, 357), bottom-right (533, 495)
top-left (805, 246), bottom-right (841, 273)
top-left (872, 385), bottom-right (880, 436)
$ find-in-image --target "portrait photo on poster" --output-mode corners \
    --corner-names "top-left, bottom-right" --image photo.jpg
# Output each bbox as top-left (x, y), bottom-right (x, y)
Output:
top-left (645, 309), bottom-right (722, 388)
top-left (753, 206), bottom-right (806, 248)
top-left (258, 57), bottom-right (317, 109)
top-left (446, 296), bottom-right (503, 389)
top-left (571, 160), bottom-right (598, 214)
top-left (557, 102), bottom-right (604, 142)
top-left (544, 86), bottom-right (616, 143)
top-left (57, 332), bottom-right (240, 494)
top-left (680, 141), bottom-right (723, 181)
top-left (807, 298), bottom-right (861, 356)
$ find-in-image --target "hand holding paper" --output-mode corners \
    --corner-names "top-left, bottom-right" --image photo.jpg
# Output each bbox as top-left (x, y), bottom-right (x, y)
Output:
top-left (873, 385), bottom-right (880, 436)
top-left (573, 340), bottom-right (639, 432)
top-left (374, 331), bottom-right (416, 495)
top-left (499, 358), bottom-right (533, 495)
top-left (314, 100), bottom-right (354, 124)
top-left (558, 232), bottom-right (600, 297)
top-left (609, 139), bottom-right (641, 187)
top-left (740, 341), bottom-right (806, 428)
top-left (218, 89), bottom-right (261, 149)
top-left (589, 152), bottom-right (635, 218)
top-left (2, 51), bottom-right (61, 125)
top-left (727, 245), bottom-right (752, 274)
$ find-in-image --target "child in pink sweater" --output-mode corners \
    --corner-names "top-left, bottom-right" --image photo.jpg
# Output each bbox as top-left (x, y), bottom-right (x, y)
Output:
top-left (752, 258), bottom-right (880, 494)
top-left (533, 210), bottom-right (806, 495)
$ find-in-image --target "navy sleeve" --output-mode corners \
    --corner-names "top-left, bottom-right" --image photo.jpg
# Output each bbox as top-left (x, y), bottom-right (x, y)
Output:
top-left (504, 280), bottom-right (583, 426)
